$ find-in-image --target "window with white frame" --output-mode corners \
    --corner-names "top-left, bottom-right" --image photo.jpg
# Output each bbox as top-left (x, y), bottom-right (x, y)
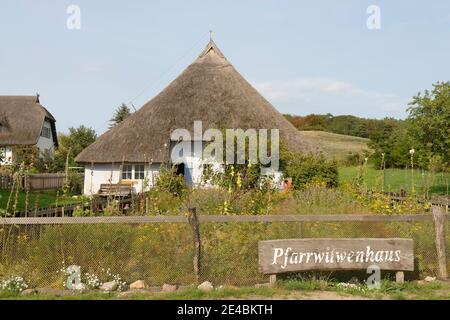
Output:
top-left (134, 164), bottom-right (145, 180)
top-left (122, 164), bottom-right (133, 179)
top-left (122, 164), bottom-right (145, 180)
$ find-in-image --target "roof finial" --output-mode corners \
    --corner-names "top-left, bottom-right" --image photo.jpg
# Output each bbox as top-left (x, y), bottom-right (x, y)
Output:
top-left (209, 30), bottom-right (213, 42)
top-left (35, 92), bottom-right (40, 103)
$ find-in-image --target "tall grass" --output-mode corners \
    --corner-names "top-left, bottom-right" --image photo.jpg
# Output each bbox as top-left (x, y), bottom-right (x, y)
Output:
top-left (0, 219), bottom-right (443, 288)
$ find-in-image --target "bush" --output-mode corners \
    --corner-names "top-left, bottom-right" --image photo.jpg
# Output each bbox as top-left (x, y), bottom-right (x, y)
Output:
top-left (154, 165), bottom-right (187, 197)
top-left (204, 164), bottom-right (262, 192)
top-left (428, 155), bottom-right (446, 173)
top-left (343, 152), bottom-right (364, 167)
top-left (63, 172), bottom-right (83, 195)
top-left (281, 151), bottom-right (338, 189)
top-left (146, 189), bottom-right (184, 215)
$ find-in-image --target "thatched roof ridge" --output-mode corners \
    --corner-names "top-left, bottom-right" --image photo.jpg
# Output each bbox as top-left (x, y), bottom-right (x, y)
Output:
top-left (0, 95), bottom-right (58, 147)
top-left (75, 40), bottom-right (317, 163)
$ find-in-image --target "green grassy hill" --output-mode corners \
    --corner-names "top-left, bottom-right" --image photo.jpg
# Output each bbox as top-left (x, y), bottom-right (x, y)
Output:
top-left (300, 130), bottom-right (371, 160)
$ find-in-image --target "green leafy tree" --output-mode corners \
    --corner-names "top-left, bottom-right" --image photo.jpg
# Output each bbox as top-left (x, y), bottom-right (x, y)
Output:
top-left (407, 81), bottom-right (450, 168)
top-left (284, 113), bottom-right (403, 139)
top-left (53, 126), bottom-right (97, 171)
top-left (10, 146), bottom-right (40, 172)
top-left (368, 119), bottom-right (407, 168)
top-left (368, 82), bottom-right (450, 170)
top-left (109, 103), bottom-right (132, 128)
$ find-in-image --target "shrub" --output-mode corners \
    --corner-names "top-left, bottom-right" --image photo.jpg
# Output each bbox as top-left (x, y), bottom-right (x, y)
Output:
top-left (281, 151), bottom-right (338, 189)
top-left (154, 165), bottom-right (187, 197)
top-left (204, 164), bottom-right (262, 192)
top-left (146, 189), bottom-right (184, 215)
top-left (343, 152), bottom-right (364, 167)
top-left (11, 146), bottom-right (39, 169)
top-left (63, 172), bottom-right (83, 195)
top-left (72, 206), bottom-right (93, 217)
top-left (428, 155), bottom-right (446, 173)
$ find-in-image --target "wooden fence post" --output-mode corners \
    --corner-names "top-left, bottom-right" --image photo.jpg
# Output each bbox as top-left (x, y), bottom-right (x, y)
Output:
top-left (432, 205), bottom-right (448, 280)
top-left (395, 271), bottom-right (404, 283)
top-left (188, 207), bottom-right (201, 283)
top-left (269, 274), bottom-right (277, 286)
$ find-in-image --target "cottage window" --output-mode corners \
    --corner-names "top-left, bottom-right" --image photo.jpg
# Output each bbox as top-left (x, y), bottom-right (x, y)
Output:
top-left (41, 126), bottom-right (51, 139)
top-left (122, 164), bottom-right (133, 180)
top-left (134, 164), bottom-right (145, 180)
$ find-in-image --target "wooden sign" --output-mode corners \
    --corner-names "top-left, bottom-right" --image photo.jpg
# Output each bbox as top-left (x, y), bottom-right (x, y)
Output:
top-left (258, 238), bottom-right (414, 274)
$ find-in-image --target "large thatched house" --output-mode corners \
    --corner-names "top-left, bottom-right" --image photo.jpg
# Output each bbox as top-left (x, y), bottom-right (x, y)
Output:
top-left (76, 40), bottom-right (316, 195)
top-left (0, 95), bottom-right (58, 165)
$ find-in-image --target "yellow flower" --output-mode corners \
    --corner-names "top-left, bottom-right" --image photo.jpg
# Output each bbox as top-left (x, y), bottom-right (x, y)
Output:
top-left (236, 174), bottom-right (242, 188)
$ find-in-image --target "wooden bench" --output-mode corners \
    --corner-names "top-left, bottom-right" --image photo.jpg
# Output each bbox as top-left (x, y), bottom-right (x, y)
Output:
top-left (98, 182), bottom-right (133, 197)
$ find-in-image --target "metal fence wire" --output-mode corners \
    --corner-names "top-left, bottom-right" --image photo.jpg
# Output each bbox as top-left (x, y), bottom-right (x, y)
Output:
top-left (0, 218), bottom-right (448, 288)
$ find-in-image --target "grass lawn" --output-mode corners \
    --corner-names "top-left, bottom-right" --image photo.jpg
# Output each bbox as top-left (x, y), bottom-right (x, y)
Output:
top-left (0, 189), bottom-right (82, 213)
top-left (0, 280), bottom-right (448, 300)
top-left (339, 166), bottom-right (450, 195)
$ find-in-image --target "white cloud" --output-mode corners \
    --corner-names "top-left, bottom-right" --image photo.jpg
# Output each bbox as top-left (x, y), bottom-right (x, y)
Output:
top-left (253, 77), bottom-right (409, 118)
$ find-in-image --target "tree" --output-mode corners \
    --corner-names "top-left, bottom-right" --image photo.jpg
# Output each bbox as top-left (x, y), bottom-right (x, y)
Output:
top-left (284, 113), bottom-right (403, 139)
top-left (53, 126), bottom-right (97, 171)
top-left (368, 82), bottom-right (450, 170)
top-left (407, 82), bottom-right (450, 168)
top-left (368, 119), bottom-right (408, 168)
top-left (109, 103), bottom-right (132, 128)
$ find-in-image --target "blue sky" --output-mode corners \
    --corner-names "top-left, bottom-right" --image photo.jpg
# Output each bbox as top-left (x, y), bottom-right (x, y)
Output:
top-left (1, 0), bottom-right (449, 134)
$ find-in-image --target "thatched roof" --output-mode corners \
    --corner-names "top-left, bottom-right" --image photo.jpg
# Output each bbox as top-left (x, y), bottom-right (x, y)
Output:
top-left (0, 95), bottom-right (58, 147)
top-left (76, 40), bottom-right (317, 163)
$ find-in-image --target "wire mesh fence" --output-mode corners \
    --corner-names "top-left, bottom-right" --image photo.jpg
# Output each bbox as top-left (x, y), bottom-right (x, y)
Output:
top-left (0, 215), bottom-right (448, 288)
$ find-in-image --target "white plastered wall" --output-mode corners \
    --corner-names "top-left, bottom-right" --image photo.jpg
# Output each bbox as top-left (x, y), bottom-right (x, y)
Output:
top-left (83, 163), bottom-right (161, 195)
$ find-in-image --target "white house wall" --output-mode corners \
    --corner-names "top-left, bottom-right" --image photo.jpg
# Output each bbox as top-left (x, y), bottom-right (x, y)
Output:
top-left (0, 147), bottom-right (13, 165)
top-left (36, 120), bottom-right (55, 153)
top-left (83, 163), bottom-right (161, 195)
top-left (83, 141), bottom-right (284, 195)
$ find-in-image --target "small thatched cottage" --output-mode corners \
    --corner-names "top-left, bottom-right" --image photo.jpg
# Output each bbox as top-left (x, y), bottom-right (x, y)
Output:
top-left (76, 40), bottom-right (316, 195)
top-left (0, 95), bottom-right (58, 165)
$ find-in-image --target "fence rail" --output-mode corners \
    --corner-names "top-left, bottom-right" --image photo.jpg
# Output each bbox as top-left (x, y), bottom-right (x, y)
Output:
top-left (14, 196), bottom-right (131, 217)
top-left (1, 213), bottom-right (448, 225)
